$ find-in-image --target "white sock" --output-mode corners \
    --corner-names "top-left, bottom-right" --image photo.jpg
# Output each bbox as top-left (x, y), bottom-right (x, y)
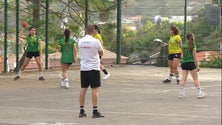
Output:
top-left (64, 79), bottom-right (68, 82)
top-left (18, 70), bottom-right (22, 77)
top-left (197, 87), bottom-right (202, 94)
top-left (39, 72), bottom-right (43, 77)
top-left (176, 75), bottom-right (180, 80)
top-left (180, 87), bottom-right (185, 95)
top-left (169, 74), bottom-right (173, 80)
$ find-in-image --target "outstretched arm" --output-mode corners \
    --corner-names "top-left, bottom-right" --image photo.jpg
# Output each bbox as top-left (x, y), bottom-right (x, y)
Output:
top-left (19, 27), bottom-right (27, 40)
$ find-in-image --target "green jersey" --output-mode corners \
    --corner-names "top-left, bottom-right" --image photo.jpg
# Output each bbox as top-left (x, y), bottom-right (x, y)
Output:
top-left (26, 35), bottom-right (40, 52)
top-left (182, 41), bottom-right (196, 63)
top-left (59, 38), bottom-right (76, 63)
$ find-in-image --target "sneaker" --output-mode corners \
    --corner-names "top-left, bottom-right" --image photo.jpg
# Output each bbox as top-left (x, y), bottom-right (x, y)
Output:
top-left (179, 94), bottom-right (186, 99)
top-left (92, 112), bottom-right (104, 118)
top-left (176, 80), bottom-right (180, 84)
top-left (60, 79), bottom-right (65, 88)
top-left (64, 81), bottom-right (69, 89)
top-left (197, 92), bottom-right (205, 99)
top-left (79, 111), bottom-right (87, 118)
top-left (103, 74), bottom-right (111, 79)
top-left (39, 76), bottom-right (45, 81)
top-left (163, 79), bottom-right (171, 83)
top-left (14, 75), bottom-right (20, 80)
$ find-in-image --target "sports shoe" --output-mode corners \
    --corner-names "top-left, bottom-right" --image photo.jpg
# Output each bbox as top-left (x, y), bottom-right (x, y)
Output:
top-left (197, 92), bottom-right (205, 99)
top-left (103, 74), bottom-right (111, 79)
top-left (79, 111), bottom-right (87, 118)
top-left (92, 112), bottom-right (104, 118)
top-left (179, 94), bottom-right (186, 99)
top-left (176, 80), bottom-right (180, 84)
top-left (163, 79), bottom-right (171, 83)
top-left (39, 76), bottom-right (45, 81)
top-left (14, 75), bottom-right (20, 80)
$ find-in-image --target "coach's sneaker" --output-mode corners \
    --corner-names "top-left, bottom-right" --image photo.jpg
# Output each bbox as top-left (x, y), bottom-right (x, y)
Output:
top-left (103, 73), bottom-right (111, 79)
top-left (92, 111), bottom-right (104, 118)
top-left (197, 92), bottom-right (205, 99)
top-left (79, 111), bottom-right (87, 118)
top-left (163, 79), bottom-right (171, 83)
top-left (14, 75), bottom-right (20, 80)
top-left (39, 76), bottom-right (45, 81)
top-left (179, 94), bottom-right (186, 99)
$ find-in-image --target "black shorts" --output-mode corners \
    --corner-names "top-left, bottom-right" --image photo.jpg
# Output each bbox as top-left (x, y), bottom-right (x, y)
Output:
top-left (80, 70), bottom-right (101, 88)
top-left (181, 62), bottom-right (196, 70)
top-left (26, 51), bottom-right (40, 59)
top-left (168, 53), bottom-right (181, 60)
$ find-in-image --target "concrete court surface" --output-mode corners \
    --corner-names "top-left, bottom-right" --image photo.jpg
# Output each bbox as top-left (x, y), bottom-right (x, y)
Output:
top-left (0, 65), bottom-right (221, 125)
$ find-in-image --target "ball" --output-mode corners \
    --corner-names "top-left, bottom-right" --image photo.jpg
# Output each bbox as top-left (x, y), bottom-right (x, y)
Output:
top-left (22, 21), bottom-right (28, 28)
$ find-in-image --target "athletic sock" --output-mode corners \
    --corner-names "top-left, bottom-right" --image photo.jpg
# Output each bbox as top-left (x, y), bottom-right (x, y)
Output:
top-left (176, 75), bottom-right (180, 80)
top-left (39, 72), bottom-right (43, 77)
top-left (80, 106), bottom-right (84, 113)
top-left (168, 73), bottom-right (173, 80)
top-left (18, 70), bottom-right (22, 77)
top-left (103, 69), bottom-right (108, 75)
top-left (93, 106), bottom-right (98, 113)
top-left (180, 87), bottom-right (185, 95)
top-left (197, 87), bottom-right (202, 94)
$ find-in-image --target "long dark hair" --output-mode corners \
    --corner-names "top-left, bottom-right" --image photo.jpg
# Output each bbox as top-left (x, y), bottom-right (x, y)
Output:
top-left (170, 25), bottom-right (180, 35)
top-left (94, 25), bottom-right (100, 34)
top-left (64, 29), bottom-right (70, 43)
top-left (28, 26), bottom-right (36, 36)
top-left (186, 32), bottom-right (195, 49)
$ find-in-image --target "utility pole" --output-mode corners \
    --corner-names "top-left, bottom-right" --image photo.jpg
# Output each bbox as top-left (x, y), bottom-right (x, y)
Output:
top-left (85, 0), bottom-right (88, 28)
top-left (184, 0), bottom-right (187, 41)
top-left (116, 0), bottom-right (122, 64)
top-left (15, 0), bottom-right (19, 72)
top-left (4, 0), bottom-right (8, 73)
top-left (45, 0), bottom-right (49, 69)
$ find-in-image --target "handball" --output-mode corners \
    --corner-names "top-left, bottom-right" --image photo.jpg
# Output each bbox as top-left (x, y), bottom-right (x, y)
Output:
top-left (22, 21), bottom-right (28, 28)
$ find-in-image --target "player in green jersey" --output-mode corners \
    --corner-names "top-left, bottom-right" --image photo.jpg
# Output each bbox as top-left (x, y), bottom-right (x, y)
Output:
top-left (179, 32), bottom-right (205, 99)
top-left (58, 29), bottom-right (77, 89)
top-left (14, 27), bottom-right (45, 81)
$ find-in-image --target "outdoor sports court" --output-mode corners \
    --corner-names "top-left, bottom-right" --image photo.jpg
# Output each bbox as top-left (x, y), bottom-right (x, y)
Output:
top-left (0, 65), bottom-right (221, 125)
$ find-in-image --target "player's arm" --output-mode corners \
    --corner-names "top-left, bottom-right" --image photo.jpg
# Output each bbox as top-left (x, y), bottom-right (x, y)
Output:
top-left (38, 39), bottom-right (43, 57)
top-left (179, 40), bottom-right (183, 59)
top-left (97, 40), bottom-right (103, 57)
top-left (73, 43), bottom-right (77, 63)
top-left (192, 47), bottom-right (199, 72)
top-left (177, 36), bottom-right (183, 59)
top-left (98, 50), bottom-right (103, 57)
top-left (19, 27), bottom-right (26, 40)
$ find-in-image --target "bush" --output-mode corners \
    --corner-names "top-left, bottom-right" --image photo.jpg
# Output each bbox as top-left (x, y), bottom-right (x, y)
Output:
top-left (200, 57), bottom-right (222, 68)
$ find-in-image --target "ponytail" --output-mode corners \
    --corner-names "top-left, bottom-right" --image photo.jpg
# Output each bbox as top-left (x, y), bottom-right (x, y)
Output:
top-left (64, 29), bottom-right (70, 43)
top-left (186, 32), bottom-right (195, 49)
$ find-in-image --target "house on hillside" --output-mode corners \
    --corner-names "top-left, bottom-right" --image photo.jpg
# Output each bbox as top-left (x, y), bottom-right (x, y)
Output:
top-left (196, 50), bottom-right (222, 63)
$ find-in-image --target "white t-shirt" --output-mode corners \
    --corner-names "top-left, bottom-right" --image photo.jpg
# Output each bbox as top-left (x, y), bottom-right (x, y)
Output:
top-left (78, 35), bottom-right (103, 71)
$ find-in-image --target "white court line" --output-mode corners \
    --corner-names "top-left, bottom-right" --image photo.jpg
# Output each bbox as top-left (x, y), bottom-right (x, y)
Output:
top-left (0, 92), bottom-right (76, 102)
top-left (0, 83), bottom-right (220, 102)
top-left (0, 106), bottom-right (220, 119)
top-left (0, 121), bottom-right (82, 125)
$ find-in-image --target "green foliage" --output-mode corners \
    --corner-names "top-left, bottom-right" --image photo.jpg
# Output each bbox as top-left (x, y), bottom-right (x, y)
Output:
top-left (200, 57), bottom-right (222, 68)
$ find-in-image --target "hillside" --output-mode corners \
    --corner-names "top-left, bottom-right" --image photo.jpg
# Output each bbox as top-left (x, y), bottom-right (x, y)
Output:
top-left (122, 0), bottom-right (207, 17)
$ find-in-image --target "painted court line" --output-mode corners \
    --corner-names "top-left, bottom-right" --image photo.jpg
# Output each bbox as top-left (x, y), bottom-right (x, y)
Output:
top-left (0, 83), bottom-right (220, 102)
top-left (0, 122), bottom-right (82, 125)
top-left (0, 106), bottom-right (220, 119)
